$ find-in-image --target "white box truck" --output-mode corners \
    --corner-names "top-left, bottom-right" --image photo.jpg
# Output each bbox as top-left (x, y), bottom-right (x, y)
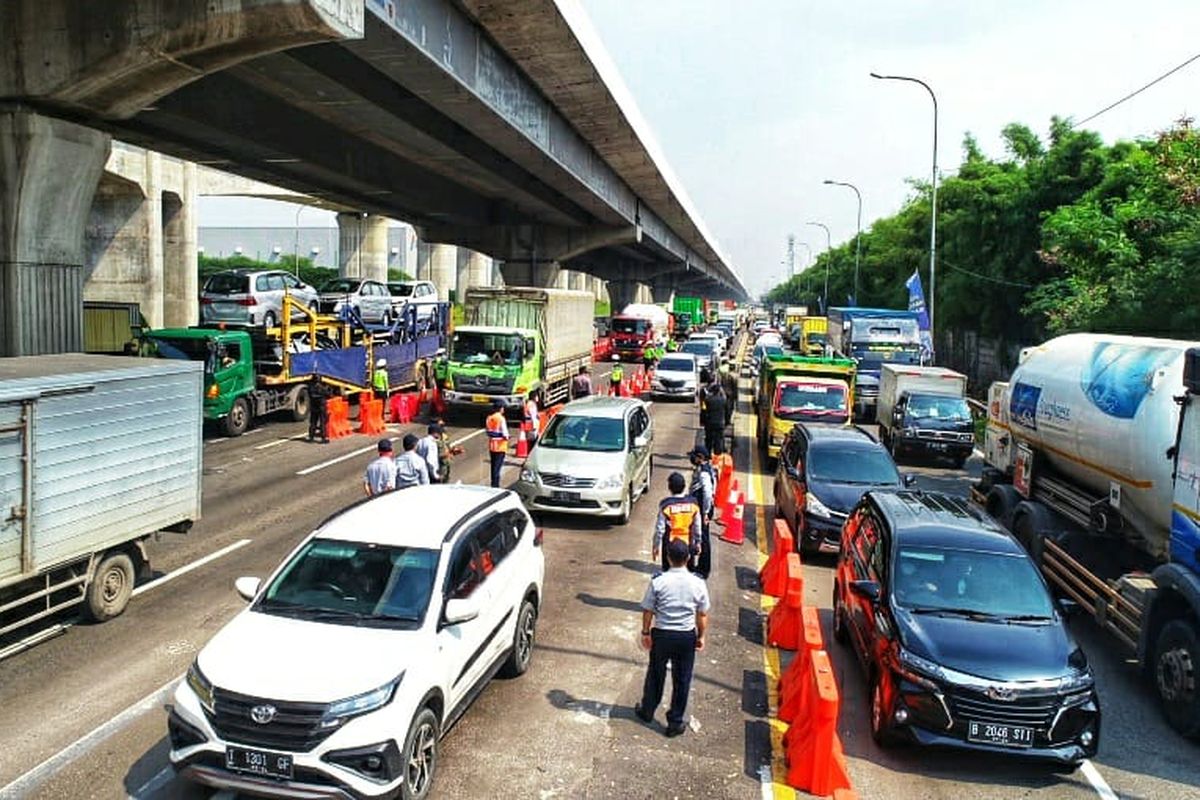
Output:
top-left (0, 355), bottom-right (202, 656)
top-left (876, 364), bottom-right (974, 467)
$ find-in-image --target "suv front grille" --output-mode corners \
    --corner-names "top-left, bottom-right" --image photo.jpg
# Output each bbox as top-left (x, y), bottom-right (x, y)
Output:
top-left (949, 691), bottom-right (1058, 730)
top-left (206, 688), bottom-right (333, 752)
top-left (540, 473), bottom-right (596, 489)
top-left (915, 429), bottom-right (974, 442)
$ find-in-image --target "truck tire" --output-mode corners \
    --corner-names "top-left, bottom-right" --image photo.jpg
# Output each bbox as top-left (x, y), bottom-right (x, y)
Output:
top-left (1154, 620), bottom-right (1200, 738)
top-left (1013, 501), bottom-right (1057, 564)
top-left (985, 484), bottom-right (1022, 529)
top-left (223, 398), bottom-right (251, 437)
top-left (86, 552), bottom-right (136, 622)
top-left (291, 387), bottom-right (310, 422)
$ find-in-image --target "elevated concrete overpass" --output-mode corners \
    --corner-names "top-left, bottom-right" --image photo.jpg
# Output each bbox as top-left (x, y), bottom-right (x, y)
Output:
top-left (0, 0), bottom-right (744, 354)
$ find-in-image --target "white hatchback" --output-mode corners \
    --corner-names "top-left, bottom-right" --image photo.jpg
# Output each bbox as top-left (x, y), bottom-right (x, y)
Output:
top-left (168, 485), bottom-right (544, 800)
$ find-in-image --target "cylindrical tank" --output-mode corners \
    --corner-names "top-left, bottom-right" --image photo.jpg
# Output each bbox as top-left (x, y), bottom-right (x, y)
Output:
top-left (1007, 333), bottom-right (1195, 554)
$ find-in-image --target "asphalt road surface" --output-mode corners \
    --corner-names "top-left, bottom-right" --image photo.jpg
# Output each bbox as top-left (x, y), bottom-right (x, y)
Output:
top-left (1, 357), bottom-right (1198, 799)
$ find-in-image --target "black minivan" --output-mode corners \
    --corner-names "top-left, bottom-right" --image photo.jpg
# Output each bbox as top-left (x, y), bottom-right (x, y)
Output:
top-left (833, 490), bottom-right (1100, 764)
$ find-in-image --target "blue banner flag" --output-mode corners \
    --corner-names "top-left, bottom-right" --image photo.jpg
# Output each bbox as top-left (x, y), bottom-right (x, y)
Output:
top-left (905, 270), bottom-right (934, 361)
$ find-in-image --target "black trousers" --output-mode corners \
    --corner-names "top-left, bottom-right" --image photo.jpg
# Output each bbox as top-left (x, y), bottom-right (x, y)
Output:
top-left (692, 522), bottom-right (712, 579)
top-left (704, 424), bottom-right (725, 455)
top-left (489, 450), bottom-right (506, 488)
top-left (308, 404), bottom-right (327, 441)
top-left (639, 629), bottom-right (698, 728)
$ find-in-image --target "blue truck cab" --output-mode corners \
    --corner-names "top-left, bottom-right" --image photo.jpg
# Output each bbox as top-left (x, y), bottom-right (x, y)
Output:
top-left (826, 307), bottom-right (923, 422)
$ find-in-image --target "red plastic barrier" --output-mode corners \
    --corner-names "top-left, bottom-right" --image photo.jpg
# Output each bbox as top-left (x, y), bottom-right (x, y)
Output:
top-left (778, 606), bottom-right (824, 722)
top-left (719, 492), bottom-right (745, 545)
top-left (766, 554), bottom-right (804, 649)
top-left (783, 650), bottom-right (853, 796)
top-left (719, 477), bottom-right (741, 521)
top-left (325, 396), bottom-right (352, 440)
top-left (759, 519), bottom-right (795, 598)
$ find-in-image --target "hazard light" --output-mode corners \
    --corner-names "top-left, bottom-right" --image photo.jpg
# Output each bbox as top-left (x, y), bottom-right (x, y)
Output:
top-left (205, 384), bottom-right (220, 399)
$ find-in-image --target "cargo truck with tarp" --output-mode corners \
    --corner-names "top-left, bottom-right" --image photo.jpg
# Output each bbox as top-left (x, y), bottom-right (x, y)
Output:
top-left (0, 355), bottom-right (202, 658)
top-left (975, 334), bottom-right (1200, 738)
top-left (754, 354), bottom-right (856, 467)
top-left (440, 287), bottom-right (594, 412)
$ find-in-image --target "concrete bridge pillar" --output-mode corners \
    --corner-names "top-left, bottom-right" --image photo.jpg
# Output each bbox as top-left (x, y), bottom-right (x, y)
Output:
top-left (337, 212), bottom-right (388, 282)
top-left (430, 244), bottom-right (457, 302)
top-left (1, 108), bottom-right (109, 355)
top-left (463, 250), bottom-right (491, 292)
top-left (162, 161), bottom-right (198, 327)
top-left (650, 282), bottom-right (675, 305)
top-left (498, 260), bottom-right (561, 289)
top-left (605, 279), bottom-right (641, 314)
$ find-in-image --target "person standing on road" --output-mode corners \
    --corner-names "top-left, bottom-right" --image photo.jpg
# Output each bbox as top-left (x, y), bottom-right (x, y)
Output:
top-left (394, 433), bottom-right (430, 489)
top-left (688, 446), bottom-right (717, 579)
top-left (308, 376), bottom-right (329, 443)
top-left (652, 472), bottom-right (702, 573)
top-left (609, 364), bottom-right (624, 397)
top-left (415, 423), bottom-right (441, 483)
top-left (432, 419), bottom-right (463, 483)
top-left (363, 438), bottom-right (396, 496)
top-left (372, 358), bottom-right (390, 403)
top-left (485, 399), bottom-right (510, 488)
top-left (571, 365), bottom-right (593, 399)
top-left (700, 381), bottom-right (727, 455)
top-left (524, 394), bottom-right (541, 446)
top-left (634, 537), bottom-right (710, 737)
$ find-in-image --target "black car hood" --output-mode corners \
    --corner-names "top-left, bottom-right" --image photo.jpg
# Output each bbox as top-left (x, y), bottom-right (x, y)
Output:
top-left (809, 479), bottom-right (896, 514)
top-left (896, 608), bottom-right (1074, 682)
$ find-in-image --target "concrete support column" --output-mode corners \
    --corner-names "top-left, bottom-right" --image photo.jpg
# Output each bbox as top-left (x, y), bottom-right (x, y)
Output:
top-left (0, 108), bottom-right (109, 355)
top-left (430, 244), bottom-right (457, 302)
top-left (464, 250), bottom-right (491, 291)
top-left (650, 282), bottom-right (675, 304)
top-left (498, 259), bottom-right (560, 288)
top-left (337, 212), bottom-right (388, 281)
top-left (162, 161), bottom-right (197, 327)
top-left (415, 241), bottom-right (431, 282)
top-left (606, 279), bottom-right (640, 314)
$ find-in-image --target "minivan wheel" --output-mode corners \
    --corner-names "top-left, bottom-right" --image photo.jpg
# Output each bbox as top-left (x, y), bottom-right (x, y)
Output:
top-left (832, 584), bottom-right (849, 645)
top-left (500, 599), bottom-right (538, 678)
top-left (870, 674), bottom-right (898, 747)
top-left (401, 707), bottom-right (440, 800)
top-left (616, 488), bottom-right (631, 526)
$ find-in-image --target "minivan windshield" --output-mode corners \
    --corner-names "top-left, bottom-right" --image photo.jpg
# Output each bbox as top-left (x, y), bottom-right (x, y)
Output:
top-left (808, 445), bottom-right (899, 485)
top-left (388, 283), bottom-right (414, 296)
top-left (539, 414), bottom-right (626, 452)
top-left (893, 546), bottom-right (1055, 620)
top-left (257, 539), bottom-right (438, 628)
top-left (658, 357), bottom-right (695, 373)
top-left (322, 279), bottom-right (362, 293)
top-left (907, 394), bottom-right (971, 422)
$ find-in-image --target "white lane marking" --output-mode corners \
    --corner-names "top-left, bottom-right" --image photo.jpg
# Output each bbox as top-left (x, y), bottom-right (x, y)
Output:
top-left (254, 433), bottom-right (308, 450)
top-left (758, 764), bottom-right (773, 800)
top-left (296, 438), bottom-right (397, 476)
top-left (207, 428), bottom-right (265, 444)
top-left (1080, 760), bottom-right (1118, 800)
top-left (450, 428), bottom-right (484, 449)
top-left (129, 765), bottom-right (174, 799)
top-left (131, 539), bottom-right (252, 598)
top-left (0, 675), bottom-right (180, 799)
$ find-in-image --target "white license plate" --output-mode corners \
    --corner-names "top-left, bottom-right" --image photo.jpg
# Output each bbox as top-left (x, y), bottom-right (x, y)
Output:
top-left (225, 746), bottom-right (294, 779)
top-left (966, 721), bottom-right (1034, 748)
top-left (552, 490), bottom-right (581, 502)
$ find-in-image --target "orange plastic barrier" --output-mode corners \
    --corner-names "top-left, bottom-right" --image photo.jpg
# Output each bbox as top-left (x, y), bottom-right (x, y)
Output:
top-left (783, 650), bottom-right (853, 796)
top-left (759, 519), bottom-right (795, 598)
top-left (766, 554), bottom-right (804, 649)
top-left (325, 396), bottom-right (352, 440)
top-left (778, 606), bottom-right (824, 722)
top-left (834, 790), bottom-right (859, 800)
top-left (390, 392), bottom-right (418, 424)
top-left (358, 398), bottom-right (386, 435)
top-left (719, 491), bottom-right (745, 545)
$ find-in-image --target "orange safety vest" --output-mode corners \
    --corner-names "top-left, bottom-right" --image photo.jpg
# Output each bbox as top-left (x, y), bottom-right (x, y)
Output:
top-left (659, 497), bottom-right (700, 543)
top-left (486, 410), bottom-right (508, 453)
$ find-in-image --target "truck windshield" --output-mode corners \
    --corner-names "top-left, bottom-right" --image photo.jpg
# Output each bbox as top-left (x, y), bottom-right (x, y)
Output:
top-left (907, 394), bottom-right (971, 422)
top-left (853, 345), bottom-right (921, 370)
top-left (256, 538), bottom-right (438, 629)
top-left (539, 414), bottom-right (626, 452)
top-left (807, 333), bottom-right (827, 346)
top-left (145, 336), bottom-right (214, 372)
top-left (893, 546), bottom-right (1054, 620)
top-left (451, 332), bottom-right (523, 365)
top-left (775, 382), bottom-right (848, 422)
top-left (612, 318), bottom-right (648, 335)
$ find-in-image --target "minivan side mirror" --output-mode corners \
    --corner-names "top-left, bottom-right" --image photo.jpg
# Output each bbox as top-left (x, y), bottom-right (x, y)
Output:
top-left (849, 580), bottom-right (881, 603)
top-left (234, 576), bottom-right (261, 602)
top-left (444, 596), bottom-right (481, 625)
top-left (903, 474), bottom-right (918, 487)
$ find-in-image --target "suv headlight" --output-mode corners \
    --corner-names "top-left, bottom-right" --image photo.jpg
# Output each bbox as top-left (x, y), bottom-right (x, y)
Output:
top-left (896, 648), bottom-right (941, 691)
top-left (186, 661), bottom-right (215, 714)
top-left (320, 676), bottom-right (402, 730)
top-left (1056, 670), bottom-right (1095, 693)
top-left (520, 467), bottom-right (536, 483)
top-left (806, 493), bottom-right (834, 519)
top-left (595, 473), bottom-right (624, 490)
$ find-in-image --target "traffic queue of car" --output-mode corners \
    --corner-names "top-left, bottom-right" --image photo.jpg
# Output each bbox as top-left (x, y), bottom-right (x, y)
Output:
top-left (755, 321), bottom-right (1101, 767)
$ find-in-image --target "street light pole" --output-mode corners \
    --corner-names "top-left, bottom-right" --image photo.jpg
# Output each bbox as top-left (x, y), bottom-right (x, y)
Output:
top-left (292, 204), bottom-right (307, 277)
top-left (870, 71), bottom-right (938, 345)
top-left (806, 221), bottom-right (832, 308)
top-left (822, 180), bottom-right (862, 304)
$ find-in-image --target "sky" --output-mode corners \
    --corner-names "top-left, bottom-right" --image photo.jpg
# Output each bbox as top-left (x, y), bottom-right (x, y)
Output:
top-left (200, 1), bottom-right (1200, 297)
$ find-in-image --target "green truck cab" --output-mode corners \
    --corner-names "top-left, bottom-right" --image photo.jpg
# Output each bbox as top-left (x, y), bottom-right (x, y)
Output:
top-left (755, 354), bottom-right (857, 467)
top-left (439, 326), bottom-right (543, 411)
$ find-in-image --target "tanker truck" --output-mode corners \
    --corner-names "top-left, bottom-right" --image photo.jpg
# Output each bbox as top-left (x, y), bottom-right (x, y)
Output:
top-left (974, 334), bottom-right (1200, 738)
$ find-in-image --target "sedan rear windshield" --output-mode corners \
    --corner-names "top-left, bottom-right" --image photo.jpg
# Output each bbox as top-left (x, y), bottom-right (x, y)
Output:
top-left (204, 273), bottom-right (249, 295)
top-left (808, 445), bottom-right (899, 485)
top-left (388, 284), bottom-right (414, 297)
top-left (539, 414), bottom-right (625, 452)
top-left (256, 539), bottom-right (438, 628)
top-left (658, 357), bottom-right (696, 373)
top-left (893, 546), bottom-right (1055, 620)
top-left (681, 342), bottom-right (714, 356)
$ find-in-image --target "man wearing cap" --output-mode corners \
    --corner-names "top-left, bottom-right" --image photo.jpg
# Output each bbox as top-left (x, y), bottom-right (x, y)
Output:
top-left (363, 439), bottom-right (396, 496)
top-left (485, 399), bottom-right (510, 488)
top-left (688, 445), bottom-right (717, 579)
top-left (415, 423), bottom-right (441, 483)
top-left (394, 433), bottom-right (430, 490)
top-left (652, 472), bottom-right (702, 573)
top-left (634, 537), bottom-right (710, 737)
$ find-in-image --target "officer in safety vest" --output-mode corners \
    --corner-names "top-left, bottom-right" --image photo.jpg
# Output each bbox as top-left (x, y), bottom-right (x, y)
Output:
top-left (652, 472), bottom-right (702, 573)
top-left (372, 358), bottom-right (390, 403)
top-left (610, 364), bottom-right (624, 396)
top-left (485, 398), bottom-right (510, 488)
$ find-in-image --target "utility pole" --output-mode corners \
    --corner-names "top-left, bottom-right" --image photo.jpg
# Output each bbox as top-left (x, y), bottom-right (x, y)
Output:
top-left (786, 234), bottom-right (796, 279)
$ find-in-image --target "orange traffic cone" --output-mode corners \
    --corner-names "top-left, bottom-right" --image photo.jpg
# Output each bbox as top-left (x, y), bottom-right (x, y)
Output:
top-left (515, 422), bottom-right (530, 458)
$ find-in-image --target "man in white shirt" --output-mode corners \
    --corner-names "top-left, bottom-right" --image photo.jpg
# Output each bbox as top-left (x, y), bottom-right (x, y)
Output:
top-left (394, 433), bottom-right (430, 489)
top-left (363, 439), bottom-right (396, 496)
top-left (415, 423), bottom-right (442, 483)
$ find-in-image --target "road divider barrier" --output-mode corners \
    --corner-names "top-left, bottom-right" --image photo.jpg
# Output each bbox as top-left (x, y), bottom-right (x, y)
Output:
top-left (388, 392), bottom-right (420, 424)
top-left (759, 519), bottom-right (795, 597)
top-left (714, 454), bottom-right (733, 512)
top-left (358, 395), bottom-right (386, 435)
top-left (719, 490), bottom-right (745, 545)
top-left (778, 606), bottom-right (824, 722)
top-left (719, 476), bottom-right (741, 520)
top-left (782, 649), bottom-right (853, 796)
top-left (766, 553), bottom-right (803, 648)
top-left (431, 385), bottom-right (447, 416)
top-left (515, 422), bottom-right (531, 458)
top-left (325, 396), bottom-right (352, 439)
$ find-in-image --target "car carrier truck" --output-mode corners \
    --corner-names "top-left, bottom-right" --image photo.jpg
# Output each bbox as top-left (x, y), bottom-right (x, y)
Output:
top-left (975, 333), bottom-right (1200, 738)
top-left (0, 355), bottom-right (202, 658)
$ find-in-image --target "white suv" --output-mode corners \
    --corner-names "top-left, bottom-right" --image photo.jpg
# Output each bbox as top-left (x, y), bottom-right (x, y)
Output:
top-left (168, 485), bottom-right (544, 800)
